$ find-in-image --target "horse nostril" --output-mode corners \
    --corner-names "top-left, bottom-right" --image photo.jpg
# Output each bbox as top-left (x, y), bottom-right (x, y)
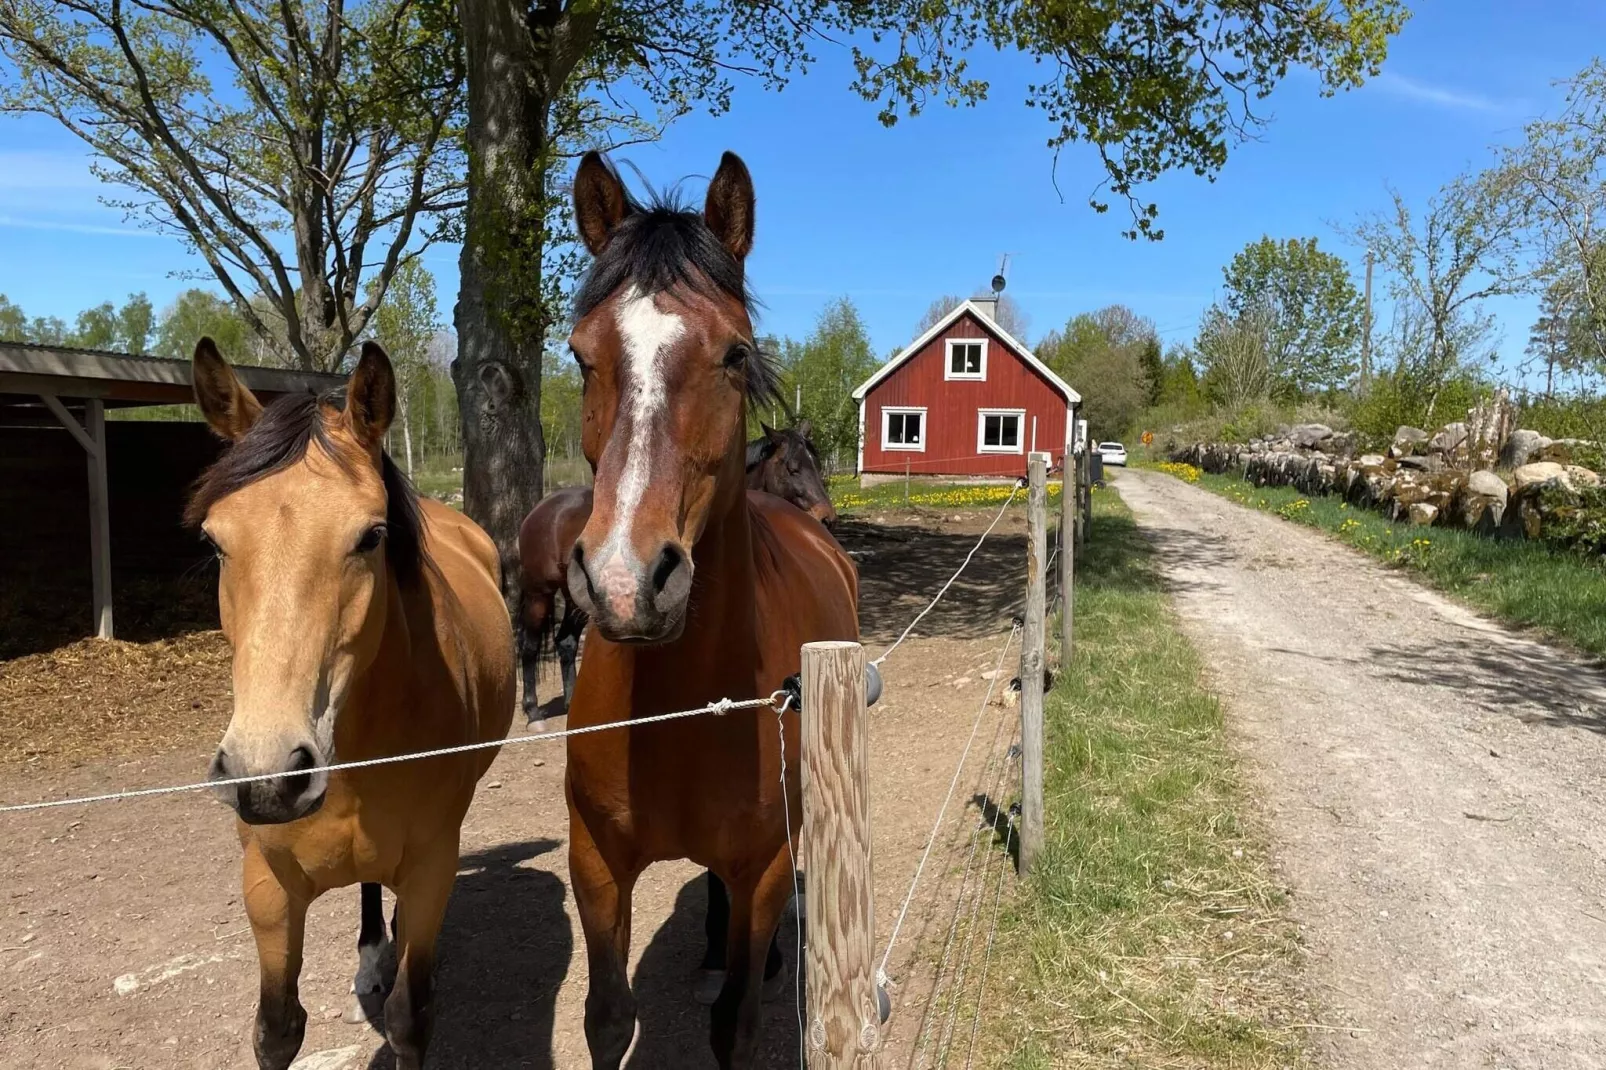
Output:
top-left (650, 544), bottom-right (683, 597)
top-left (282, 745), bottom-right (318, 799)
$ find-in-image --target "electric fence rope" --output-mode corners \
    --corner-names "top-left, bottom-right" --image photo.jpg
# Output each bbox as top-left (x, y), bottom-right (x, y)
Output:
top-left (921, 680), bottom-right (1022, 1069)
top-left (962, 738), bottom-right (1021, 1070)
top-left (876, 622), bottom-right (1020, 998)
top-left (871, 483), bottom-right (1022, 668)
top-left (0, 694), bottom-right (787, 814)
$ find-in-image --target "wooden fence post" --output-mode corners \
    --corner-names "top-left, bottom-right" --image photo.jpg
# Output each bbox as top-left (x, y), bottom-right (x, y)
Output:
top-left (801, 641), bottom-right (881, 1069)
top-left (1061, 452), bottom-right (1075, 669)
top-left (1020, 454), bottom-right (1047, 876)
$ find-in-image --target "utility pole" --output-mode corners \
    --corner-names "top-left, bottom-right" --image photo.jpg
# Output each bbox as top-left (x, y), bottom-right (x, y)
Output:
top-left (796, 381), bottom-right (802, 420)
top-left (1361, 248), bottom-right (1374, 392)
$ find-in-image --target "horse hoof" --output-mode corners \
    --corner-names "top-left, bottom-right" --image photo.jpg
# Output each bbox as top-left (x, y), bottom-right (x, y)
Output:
top-left (694, 969), bottom-right (725, 1006)
top-left (526, 718), bottom-right (547, 733)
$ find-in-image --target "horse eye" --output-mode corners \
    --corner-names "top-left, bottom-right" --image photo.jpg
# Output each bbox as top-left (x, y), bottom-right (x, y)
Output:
top-left (570, 346), bottom-right (593, 376)
top-left (723, 343), bottom-right (750, 370)
top-left (203, 532), bottom-right (226, 560)
top-left (355, 525), bottom-right (387, 554)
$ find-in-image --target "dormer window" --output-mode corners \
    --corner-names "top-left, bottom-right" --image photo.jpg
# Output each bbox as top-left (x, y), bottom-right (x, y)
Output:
top-left (945, 338), bottom-right (987, 381)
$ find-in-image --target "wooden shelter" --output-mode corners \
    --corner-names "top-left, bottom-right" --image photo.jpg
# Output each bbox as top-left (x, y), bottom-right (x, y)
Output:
top-left (0, 342), bottom-right (343, 641)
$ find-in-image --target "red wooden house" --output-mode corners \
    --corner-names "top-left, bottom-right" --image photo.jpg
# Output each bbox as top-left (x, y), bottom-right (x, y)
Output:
top-left (852, 299), bottom-right (1081, 480)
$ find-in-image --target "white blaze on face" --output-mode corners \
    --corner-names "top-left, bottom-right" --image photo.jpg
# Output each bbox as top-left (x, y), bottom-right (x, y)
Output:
top-left (596, 286), bottom-right (685, 616)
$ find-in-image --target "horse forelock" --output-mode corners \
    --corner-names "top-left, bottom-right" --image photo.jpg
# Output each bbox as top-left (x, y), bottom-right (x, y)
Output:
top-left (185, 389), bottom-right (432, 589)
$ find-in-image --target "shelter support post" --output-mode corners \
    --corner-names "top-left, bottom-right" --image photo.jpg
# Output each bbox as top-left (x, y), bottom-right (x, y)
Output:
top-left (40, 393), bottom-right (113, 639)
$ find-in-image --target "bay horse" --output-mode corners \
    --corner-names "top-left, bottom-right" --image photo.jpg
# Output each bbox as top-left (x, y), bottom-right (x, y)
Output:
top-left (517, 420), bottom-right (837, 727)
top-left (187, 339), bottom-right (515, 1070)
top-left (562, 151), bottom-right (859, 1067)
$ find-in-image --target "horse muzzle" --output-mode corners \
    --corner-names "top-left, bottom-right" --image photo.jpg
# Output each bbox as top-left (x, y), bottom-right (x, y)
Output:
top-left (209, 738), bottom-right (329, 825)
top-left (568, 538), bottom-right (693, 643)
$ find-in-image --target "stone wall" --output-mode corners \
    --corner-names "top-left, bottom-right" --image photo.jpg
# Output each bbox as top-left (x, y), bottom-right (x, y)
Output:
top-left (1170, 394), bottom-right (1603, 542)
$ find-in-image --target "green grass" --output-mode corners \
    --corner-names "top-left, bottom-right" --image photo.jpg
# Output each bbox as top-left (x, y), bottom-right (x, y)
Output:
top-left (406, 452), bottom-right (593, 505)
top-left (829, 473), bottom-right (1063, 514)
top-left (1187, 469), bottom-right (1606, 656)
top-left (991, 493), bottom-right (1305, 1068)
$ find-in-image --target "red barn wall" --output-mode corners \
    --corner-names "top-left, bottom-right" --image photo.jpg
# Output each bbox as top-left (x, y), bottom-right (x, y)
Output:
top-left (860, 311), bottom-right (1069, 476)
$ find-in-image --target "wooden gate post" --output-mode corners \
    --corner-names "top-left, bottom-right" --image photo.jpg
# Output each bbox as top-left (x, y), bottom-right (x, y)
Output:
top-left (801, 641), bottom-right (881, 1069)
top-left (1061, 451), bottom-right (1076, 669)
top-left (1020, 454), bottom-right (1048, 876)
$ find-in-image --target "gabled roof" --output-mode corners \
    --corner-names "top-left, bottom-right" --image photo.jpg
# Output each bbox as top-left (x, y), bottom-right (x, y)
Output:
top-left (851, 300), bottom-right (1081, 404)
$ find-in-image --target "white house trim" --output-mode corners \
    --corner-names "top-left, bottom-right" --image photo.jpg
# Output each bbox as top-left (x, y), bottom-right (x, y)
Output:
top-left (856, 397), bottom-right (866, 473)
top-left (850, 300), bottom-right (1081, 404)
top-left (976, 408), bottom-right (1026, 455)
top-left (943, 337), bottom-right (988, 381)
top-left (881, 405), bottom-right (927, 452)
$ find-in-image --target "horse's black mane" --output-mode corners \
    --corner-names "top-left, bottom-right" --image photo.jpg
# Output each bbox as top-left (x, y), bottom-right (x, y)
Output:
top-left (573, 176), bottom-right (782, 410)
top-left (185, 390), bottom-right (430, 588)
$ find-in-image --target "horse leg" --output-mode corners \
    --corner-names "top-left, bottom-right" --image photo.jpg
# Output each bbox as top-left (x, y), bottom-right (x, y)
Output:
top-left (345, 882), bottom-right (397, 1023)
top-left (242, 842), bottom-right (310, 1070)
top-left (699, 871), bottom-right (782, 1005)
top-left (570, 818), bottom-right (639, 1069)
top-left (556, 628), bottom-right (580, 712)
top-left (711, 852), bottom-right (796, 1069)
top-left (383, 841), bottom-right (458, 1070)
top-left (520, 619), bottom-right (544, 728)
top-left (696, 871), bottom-right (731, 1005)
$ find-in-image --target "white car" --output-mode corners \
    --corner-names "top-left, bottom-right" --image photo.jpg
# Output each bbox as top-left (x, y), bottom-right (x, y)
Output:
top-left (1098, 441), bottom-right (1128, 466)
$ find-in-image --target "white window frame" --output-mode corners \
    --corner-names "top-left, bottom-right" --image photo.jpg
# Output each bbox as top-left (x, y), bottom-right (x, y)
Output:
top-left (881, 406), bottom-right (927, 452)
top-left (944, 337), bottom-right (988, 381)
top-left (976, 408), bottom-right (1026, 455)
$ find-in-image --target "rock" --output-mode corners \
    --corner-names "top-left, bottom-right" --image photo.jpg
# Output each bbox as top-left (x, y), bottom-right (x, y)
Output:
top-left (1408, 502), bottom-right (1439, 526)
top-left (1393, 426), bottom-right (1429, 448)
top-left (1358, 454), bottom-right (1387, 468)
top-left (1565, 465), bottom-right (1601, 489)
top-left (1428, 423), bottom-right (1468, 455)
top-left (1539, 438), bottom-right (1591, 464)
top-left (1513, 461), bottom-right (1569, 490)
top-left (1458, 493), bottom-right (1504, 534)
top-left (1467, 470), bottom-right (1509, 504)
top-left (1398, 455), bottom-right (1443, 473)
top-left (1499, 429), bottom-right (1547, 470)
top-left (1290, 423), bottom-right (1334, 449)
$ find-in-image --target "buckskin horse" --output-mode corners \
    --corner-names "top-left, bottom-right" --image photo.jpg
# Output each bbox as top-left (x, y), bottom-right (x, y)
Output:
top-left (187, 339), bottom-right (515, 1070)
top-left (517, 420), bottom-right (837, 728)
top-left (562, 150), bottom-right (859, 1067)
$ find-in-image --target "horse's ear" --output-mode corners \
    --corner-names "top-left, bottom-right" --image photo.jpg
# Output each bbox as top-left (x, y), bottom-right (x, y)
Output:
top-left (345, 341), bottom-right (396, 448)
top-left (762, 422), bottom-right (785, 445)
top-left (795, 418), bottom-right (812, 440)
top-left (192, 336), bottom-right (262, 441)
top-left (704, 151), bottom-right (755, 260)
top-left (574, 151), bottom-right (630, 256)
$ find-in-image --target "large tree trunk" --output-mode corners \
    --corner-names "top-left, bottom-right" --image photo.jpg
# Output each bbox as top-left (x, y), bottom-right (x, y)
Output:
top-left (454, 0), bottom-right (549, 605)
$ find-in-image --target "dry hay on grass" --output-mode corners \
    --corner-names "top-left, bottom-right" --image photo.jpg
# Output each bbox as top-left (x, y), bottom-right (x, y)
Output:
top-left (0, 632), bottom-right (231, 769)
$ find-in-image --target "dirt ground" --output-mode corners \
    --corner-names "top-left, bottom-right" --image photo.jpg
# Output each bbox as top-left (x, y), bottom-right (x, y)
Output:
top-left (0, 507), bottom-right (1032, 1070)
top-left (1117, 468), bottom-right (1606, 1070)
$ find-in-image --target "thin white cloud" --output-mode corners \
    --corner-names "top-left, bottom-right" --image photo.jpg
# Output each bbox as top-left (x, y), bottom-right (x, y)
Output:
top-left (1372, 72), bottom-right (1519, 115)
top-left (0, 214), bottom-right (164, 238)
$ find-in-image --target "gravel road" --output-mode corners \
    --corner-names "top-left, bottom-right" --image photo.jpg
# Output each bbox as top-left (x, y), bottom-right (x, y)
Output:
top-left (1116, 467), bottom-right (1606, 1070)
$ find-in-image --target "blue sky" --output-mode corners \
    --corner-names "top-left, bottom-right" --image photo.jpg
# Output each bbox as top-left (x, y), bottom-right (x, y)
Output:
top-left (2, 2), bottom-right (1604, 371)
